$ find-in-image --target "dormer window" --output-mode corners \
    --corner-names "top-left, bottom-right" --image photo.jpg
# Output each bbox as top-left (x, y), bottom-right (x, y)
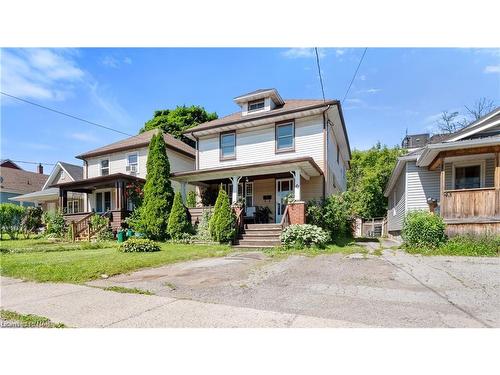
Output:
top-left (248, 99), bottom-right (265, 112)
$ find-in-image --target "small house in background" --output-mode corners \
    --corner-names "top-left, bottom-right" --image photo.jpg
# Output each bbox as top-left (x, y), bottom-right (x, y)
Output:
top-left (0, 160), bottom-right (48, 206)
top-left (11, 161), bottom-right (84, 213)
top-left (385, 107), bottom-right (500, 237)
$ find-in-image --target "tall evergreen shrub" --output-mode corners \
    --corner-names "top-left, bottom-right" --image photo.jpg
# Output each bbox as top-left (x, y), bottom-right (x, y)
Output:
top-left (167, 192), bottom-right (192, 239)
top-left (209, 188), bottom-right (235, 243)
top-left (135, 131), bottom-right (175, 240)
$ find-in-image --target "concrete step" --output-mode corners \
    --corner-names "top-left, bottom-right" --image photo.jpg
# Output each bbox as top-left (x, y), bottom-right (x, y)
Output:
top-left (245, 224), bottom-right (282, 230)
top-left (234, 238), bottom-right (281, 247)
top-left (243, 228), bottom-right (282, 235)
top-left (231, 244), bottom-right (277, 249)
top-left (239, 232), bottom-right (281, 238)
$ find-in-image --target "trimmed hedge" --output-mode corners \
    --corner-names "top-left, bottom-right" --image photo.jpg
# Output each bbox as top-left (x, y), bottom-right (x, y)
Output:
top-left (186, 191), bottom-right (197, 208)
top-left (402, 211), bottom-right (446, 248)
top-left (167, 192), bottom-right (192, 240)
top-left (120, 238), bottom-right (160, 253)
top-left (209, 188), bottom-right (235, 243)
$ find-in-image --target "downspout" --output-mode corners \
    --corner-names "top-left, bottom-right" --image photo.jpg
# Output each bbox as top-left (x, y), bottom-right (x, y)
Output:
top-left (322, 105), bottom-right (331, 199)
top-left (192, 133), bottom-right (200, 170)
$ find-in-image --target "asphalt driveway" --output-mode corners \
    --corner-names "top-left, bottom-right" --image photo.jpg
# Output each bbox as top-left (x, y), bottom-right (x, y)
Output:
top-left (87, 249), bottom-right (500, 328)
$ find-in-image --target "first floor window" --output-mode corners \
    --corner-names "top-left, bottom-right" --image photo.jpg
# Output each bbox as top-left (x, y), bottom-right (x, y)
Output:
top-left (245, 182), bottom-right (253, 207)
top-left (67, 200), bottom-right (80, 214)
top-left (220, 132), bottom-right (236, 159)
top-left (455, 165), bottom-right (481, 189)
top-left (101, 159), bottom-right (109, 176)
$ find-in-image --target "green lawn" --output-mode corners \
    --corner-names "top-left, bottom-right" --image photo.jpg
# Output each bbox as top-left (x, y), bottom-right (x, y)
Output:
top-left (264, 237), bottom-right (365, 258)
top-left (0, 240), bottom-right (232, 283)
top-left (1, 309), bottom-right (66, 328)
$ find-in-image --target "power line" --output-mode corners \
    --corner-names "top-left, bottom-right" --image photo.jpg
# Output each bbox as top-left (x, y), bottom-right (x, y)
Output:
top-left (0, 91), bottom-right (133, 137)
top-left (314, 48), bottom-right (326, 102)
top-left (342, 48), bottom-right (368, 104)
top-left (10, 160), bottom-right (56, 166)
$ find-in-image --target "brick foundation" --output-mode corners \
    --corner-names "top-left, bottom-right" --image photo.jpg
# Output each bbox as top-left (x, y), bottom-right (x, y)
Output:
top-left (287, 201), bottom-right (306, 225)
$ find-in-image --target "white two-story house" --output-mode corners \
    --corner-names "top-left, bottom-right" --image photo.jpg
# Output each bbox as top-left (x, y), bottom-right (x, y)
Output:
top-left (55, 129), bottom-right (195, 231)
top-left (172, 88), bottom-right (351, 225)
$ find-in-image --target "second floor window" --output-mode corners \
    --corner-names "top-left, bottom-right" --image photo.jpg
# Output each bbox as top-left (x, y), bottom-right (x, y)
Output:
top-left (220, 132), bottom-right (236, 160)
top-left (248, 99), bottom-right (265, 112)
top-left (127, 154), bottom-right (138, 173)
top-left (276, 122), bottom-right (294, 152)
top-left (101, 159), bottom-right (109, 176)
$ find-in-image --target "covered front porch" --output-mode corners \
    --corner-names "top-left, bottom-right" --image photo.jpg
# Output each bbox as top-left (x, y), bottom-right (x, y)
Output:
top-left (55, 173), bottom-right (145, 231)
top-left (172, 156), bottom-right (324, 225)
top-left (420, 141), bottom-right (500, 236)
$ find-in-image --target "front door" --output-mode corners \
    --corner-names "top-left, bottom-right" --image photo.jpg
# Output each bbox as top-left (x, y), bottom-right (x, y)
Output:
top-left (275, 178), bottom-right (294, 223)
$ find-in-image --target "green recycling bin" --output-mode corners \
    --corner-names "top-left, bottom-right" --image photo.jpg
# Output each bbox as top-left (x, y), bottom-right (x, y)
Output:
top-left (117, 230), bottom-right (125, 243)
top-left (126, 229), bottom-right (134, 238)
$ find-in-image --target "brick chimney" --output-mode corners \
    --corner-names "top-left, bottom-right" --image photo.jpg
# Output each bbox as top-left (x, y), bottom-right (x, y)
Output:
top-left (37, 163), bottom-right (44, 174)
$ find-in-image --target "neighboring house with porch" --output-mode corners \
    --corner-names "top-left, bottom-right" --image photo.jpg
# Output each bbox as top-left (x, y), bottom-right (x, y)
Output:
top-left (1, 161), bottom-right (48, 206)
top-left (385, 107), bottom-right (500, 237)
top-left (171, 88), bottom-right (351, 246)
top-left (55, 129), bottom-right (195, 234)
top-left (10, 161), bottom-right (83, 213)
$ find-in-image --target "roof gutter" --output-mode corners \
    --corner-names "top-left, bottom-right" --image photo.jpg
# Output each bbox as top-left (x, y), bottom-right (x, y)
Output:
top-left (183, 100), bottom-right (339, 137)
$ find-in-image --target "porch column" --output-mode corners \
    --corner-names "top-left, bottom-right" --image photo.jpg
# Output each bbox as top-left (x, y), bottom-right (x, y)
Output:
top-left (59, 189), bottom-right (68, 214)
top-left (291, 169), bottom-right (301, 201)
top-left (180, 182), bottom-right (187, 203)
top-left (439, 157), bottom-right (445, 218)
top-left (230, 176), bottom-right (242, 204)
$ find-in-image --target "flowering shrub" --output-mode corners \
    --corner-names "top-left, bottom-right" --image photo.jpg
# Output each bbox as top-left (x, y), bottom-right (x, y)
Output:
top-left (124, 181), bottom-right (144, 208)
top-left (120, 238), bottom-right (160, 253)
top-left (281, 224), bottom-right (330, 249)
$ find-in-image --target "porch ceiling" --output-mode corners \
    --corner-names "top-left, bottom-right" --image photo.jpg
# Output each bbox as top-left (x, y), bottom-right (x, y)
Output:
top-left (171, 156), bottom-right (323, 183)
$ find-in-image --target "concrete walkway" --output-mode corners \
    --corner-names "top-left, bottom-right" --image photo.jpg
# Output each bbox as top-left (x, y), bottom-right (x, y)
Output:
top-left (0, 276), bottom-right (368, 328)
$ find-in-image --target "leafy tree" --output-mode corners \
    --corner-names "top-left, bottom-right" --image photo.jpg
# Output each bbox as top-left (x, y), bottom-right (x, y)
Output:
top-left (134, 131), bottom-right (175, 240)
top-left (209, 188), bottom-right (235, 243)
top-left (140, 105), bottom-right (218, 146)
top-left (167, 192), bottom-right (192, 239)
top-left (21, 206), bottom-right (43, 238)
top-left (347, 143), bottom-right (404, 218)
top-left (0, 203), bottom-right (26, 239)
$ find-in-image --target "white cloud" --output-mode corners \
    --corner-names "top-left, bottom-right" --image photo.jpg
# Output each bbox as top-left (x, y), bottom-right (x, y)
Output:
top-left (68, 132), bottom-right (99, 142)
top-left (1, 49), bottom-right (84, 101)
top-left (345, 98), bottom-right (363, 104)
top-left (282, 48), bottom-right (325, 59)
top-left (358, 74), bottom-right (367, 81)
top-left (123, 57), bottom-right (132, 64)
top-left (356, 88), bottom-right (381, 94)
top-left (484, 65), bottom-right (500, 73)
top-left (335, 49), bottom-right (345, 57)
top-left (101, 55), bottom-right (119, 68)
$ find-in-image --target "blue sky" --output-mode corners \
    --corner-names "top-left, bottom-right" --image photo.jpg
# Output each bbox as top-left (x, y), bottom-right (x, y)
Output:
top-left (1, 48), bottom-right (499, 172)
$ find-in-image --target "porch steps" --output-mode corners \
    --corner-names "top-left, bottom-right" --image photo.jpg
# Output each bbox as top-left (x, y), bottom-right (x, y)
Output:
top-left (233, 223), bottom-right (282, 248)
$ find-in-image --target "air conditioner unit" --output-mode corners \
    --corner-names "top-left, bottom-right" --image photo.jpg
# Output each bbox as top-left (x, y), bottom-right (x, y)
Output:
top-left (126, 165), bottom-right (137, 174)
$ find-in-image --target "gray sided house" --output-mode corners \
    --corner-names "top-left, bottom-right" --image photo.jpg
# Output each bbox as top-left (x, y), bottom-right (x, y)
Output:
top-left (385, 107), bottom-right (500, 237)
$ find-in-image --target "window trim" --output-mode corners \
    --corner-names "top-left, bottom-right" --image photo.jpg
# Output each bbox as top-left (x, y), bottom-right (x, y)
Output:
top-left (219, 131), bottom-right (236, 161)
top-left (275, 120), bottom-right (295, 154)
top-left (247, 99), bottom-right (265, 113)
top-left (451, 160), bottom-right (485, 190)
top-left (100, 159), bottom-right (110, 176)
top-left (127, 152), bottom-right (139, 174)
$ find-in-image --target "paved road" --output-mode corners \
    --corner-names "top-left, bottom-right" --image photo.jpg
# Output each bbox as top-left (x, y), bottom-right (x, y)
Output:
top-left (2, 249), bottom-right (499, 328)
top-left (88, 250), bottom-right (500, 328)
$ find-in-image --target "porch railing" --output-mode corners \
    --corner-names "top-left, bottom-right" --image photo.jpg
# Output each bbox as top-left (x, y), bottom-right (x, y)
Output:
top-left (71, 212), bottom-right (93, 241)
top-left (441, 188), bottom-right (499, 220)
top-left (280, 205), bottom-right (290, 229)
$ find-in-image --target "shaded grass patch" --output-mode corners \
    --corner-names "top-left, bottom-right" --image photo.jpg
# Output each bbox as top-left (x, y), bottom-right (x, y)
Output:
top-left (1, 309), bottom-right (66, 328)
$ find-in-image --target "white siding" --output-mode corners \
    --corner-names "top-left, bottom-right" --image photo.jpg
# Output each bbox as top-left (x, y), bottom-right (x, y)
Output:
top-left (85, 146), bottom-right (195, 195)
top-left (198, 115), bottom-right (325, 171)
top-left (326, 122), bottom-right (347, 194)
top-left (406, 161), bottom-right (440, 211)
top-left (387, 165), bottom-right (406, 232)
top-left (86, 147), bottom-right (194, 179)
